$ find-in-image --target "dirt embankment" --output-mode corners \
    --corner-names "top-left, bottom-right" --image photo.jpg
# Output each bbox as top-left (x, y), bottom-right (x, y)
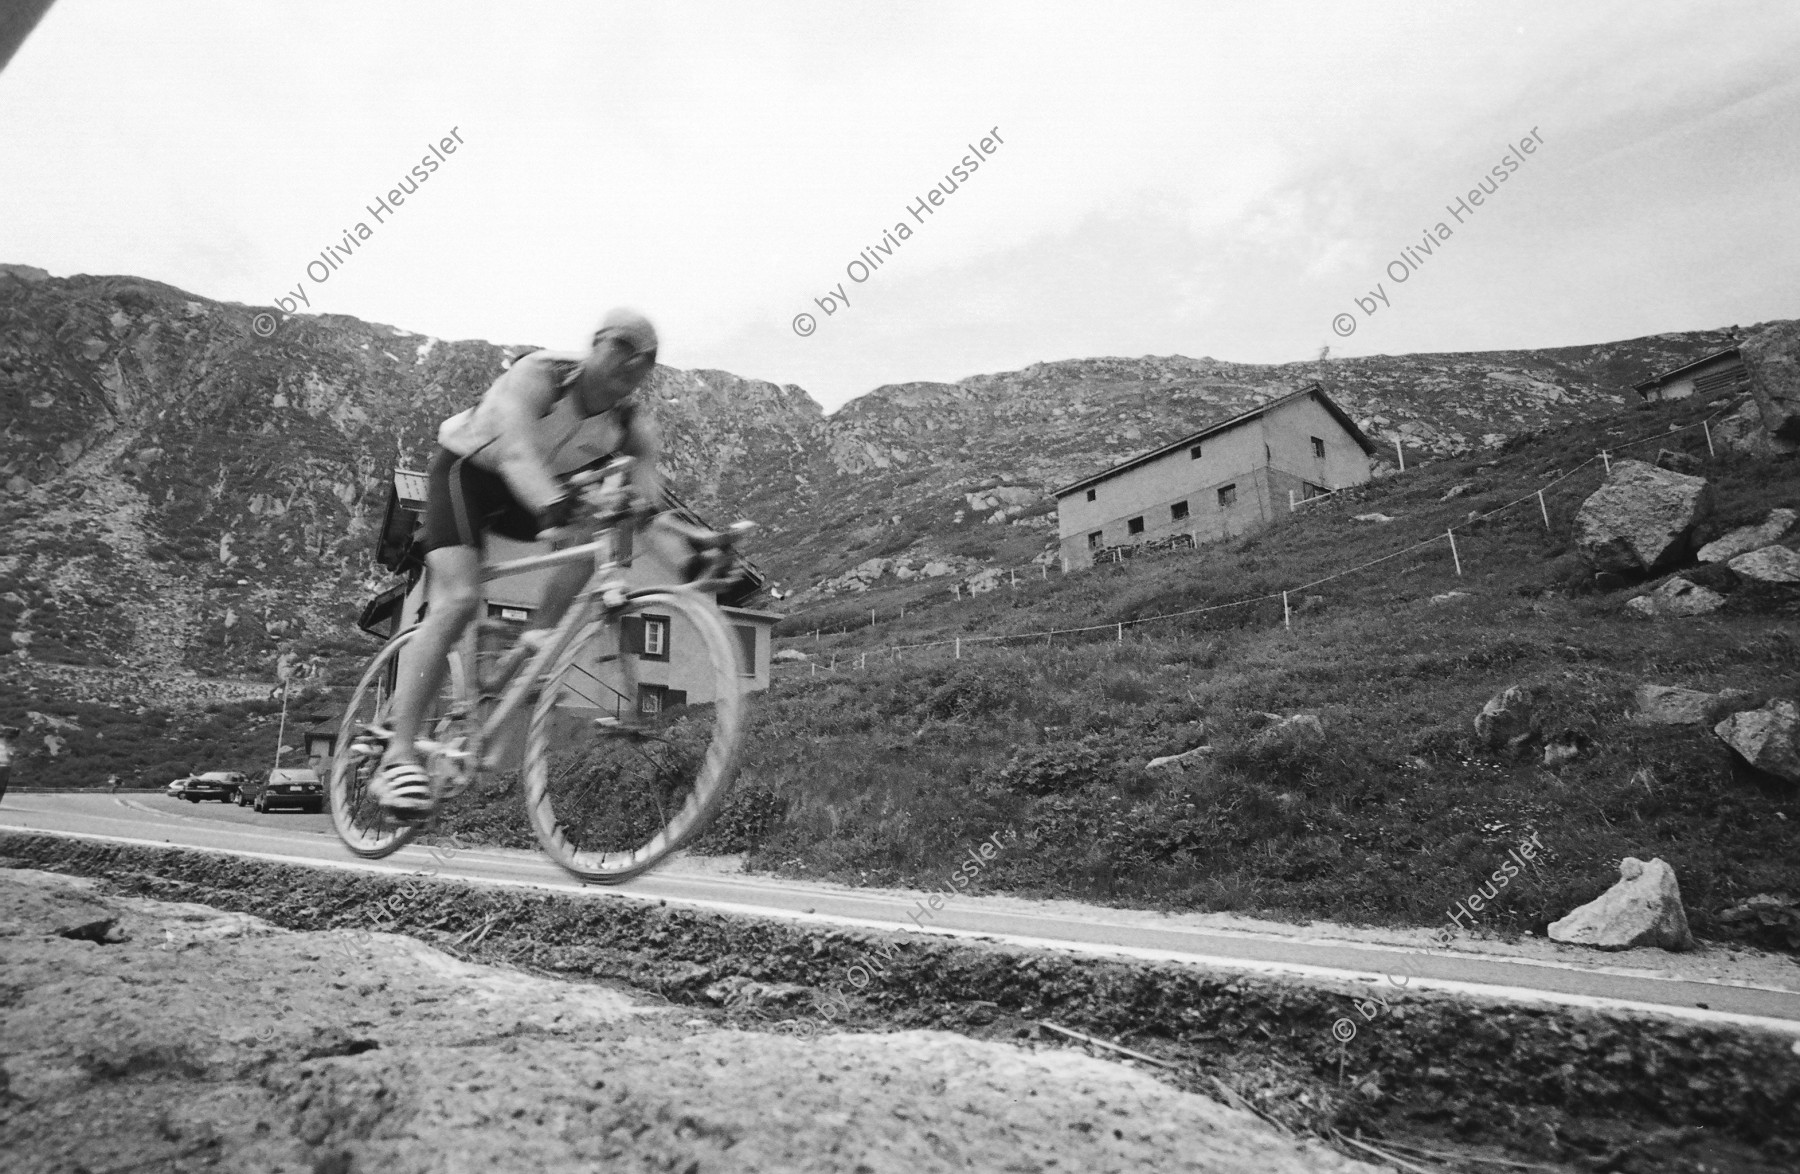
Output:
top-left (1, 863), bottom-right (1378, 1173)
top-left (3, 831), bottom-right (1798, 1173)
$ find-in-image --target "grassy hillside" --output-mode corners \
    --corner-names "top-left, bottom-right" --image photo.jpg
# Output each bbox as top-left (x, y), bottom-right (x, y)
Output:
top-left (702, 386), bottom-right (1798, 943)
top-left (0, 688), bottom-right (336, 790)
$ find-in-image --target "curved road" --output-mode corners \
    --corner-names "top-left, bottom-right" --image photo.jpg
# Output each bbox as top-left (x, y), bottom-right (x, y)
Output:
top-left (4, 792), bottom-right (1798, 1034)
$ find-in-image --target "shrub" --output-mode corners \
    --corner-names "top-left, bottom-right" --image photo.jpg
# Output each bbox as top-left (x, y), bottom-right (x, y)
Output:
top-left (921, 663), bottom-right (1019, 721)
top-left (994, 737), bottom-right (1114, 796)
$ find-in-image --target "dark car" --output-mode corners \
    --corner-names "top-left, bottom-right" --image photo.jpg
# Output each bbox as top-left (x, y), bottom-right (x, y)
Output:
top-left (240, 767), bottom-right (324, 814)
top-left (173, 771), bottom-right (246, 803)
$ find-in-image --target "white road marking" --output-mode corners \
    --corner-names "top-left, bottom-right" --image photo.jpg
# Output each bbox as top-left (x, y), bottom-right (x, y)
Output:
top-left (6, 816), bottom-right (1799, 1038)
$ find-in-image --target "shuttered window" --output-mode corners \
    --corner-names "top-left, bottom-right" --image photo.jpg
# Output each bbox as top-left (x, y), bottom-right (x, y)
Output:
top-left (734, 624), bottom-right (757, 677)
top-left (621, 614), bottom-right (671, 662)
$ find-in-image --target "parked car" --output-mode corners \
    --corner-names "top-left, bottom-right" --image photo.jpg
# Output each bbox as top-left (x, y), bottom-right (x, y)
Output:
top-left (240, 766), bottom-right (324, 814)
top-left (171, 771), bottom-right (246, 803)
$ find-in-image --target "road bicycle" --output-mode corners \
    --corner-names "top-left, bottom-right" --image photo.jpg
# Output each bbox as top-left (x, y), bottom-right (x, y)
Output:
top-left (328, 457), bottom-right (754, 883)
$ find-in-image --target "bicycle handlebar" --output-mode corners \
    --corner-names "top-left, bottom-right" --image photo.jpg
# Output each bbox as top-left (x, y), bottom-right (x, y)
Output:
top-left (560, 456), bottom-right (756, 588)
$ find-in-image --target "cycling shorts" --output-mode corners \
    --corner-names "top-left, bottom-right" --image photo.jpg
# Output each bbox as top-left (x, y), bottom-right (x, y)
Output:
top-left (422, 446), bottom-right (541, 553)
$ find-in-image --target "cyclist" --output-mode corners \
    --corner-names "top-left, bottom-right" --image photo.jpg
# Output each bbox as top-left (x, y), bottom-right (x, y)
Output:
top-left (371, 309), bottom-right (666, 821)
top-left (0, 724), bottom-right (15, 802)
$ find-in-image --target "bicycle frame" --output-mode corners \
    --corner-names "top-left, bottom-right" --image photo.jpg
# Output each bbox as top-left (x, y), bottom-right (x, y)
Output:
top-left (399, 455), bottom-right (748, 787)
top-left (431, 525), bottom-right (631, 776)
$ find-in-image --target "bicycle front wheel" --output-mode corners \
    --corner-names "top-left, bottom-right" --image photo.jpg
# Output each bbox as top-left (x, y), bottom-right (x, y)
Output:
top-left (524, 588), bottom-right (747, 883)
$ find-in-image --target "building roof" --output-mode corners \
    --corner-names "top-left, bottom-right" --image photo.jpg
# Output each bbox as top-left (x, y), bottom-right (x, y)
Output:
top-left (1631, 347), bottom-right (1743, 395)
top-left (720, 605), bottom-right (784, 622)
top-left (356, 580), bottom-right (409, 638)
top-left (393, 469), bottom-right (429, 507)
top-left (1053, 384), bottom-right (1376, 499)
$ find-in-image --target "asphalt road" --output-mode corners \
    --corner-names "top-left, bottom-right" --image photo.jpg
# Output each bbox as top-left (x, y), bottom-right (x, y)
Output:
top-left (5, 792), bottom-right (1798, 1034)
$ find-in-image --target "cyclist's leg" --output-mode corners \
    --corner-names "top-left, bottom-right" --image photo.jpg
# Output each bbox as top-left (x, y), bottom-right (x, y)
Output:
top-left (384, 545), bottom-right (482, 764)
top-left (374, 448), bottom-right (493, 816)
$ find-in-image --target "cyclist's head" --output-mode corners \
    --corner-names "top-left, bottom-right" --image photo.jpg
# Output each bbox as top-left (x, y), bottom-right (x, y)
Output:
top-left (577, 308), bottom-right (658, 413)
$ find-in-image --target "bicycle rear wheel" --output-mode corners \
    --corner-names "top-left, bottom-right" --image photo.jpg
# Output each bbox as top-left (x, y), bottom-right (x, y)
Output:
top-left (329, 629), bottom-right (456, 859)
top-left (524, 588), bottom-right (747, 883)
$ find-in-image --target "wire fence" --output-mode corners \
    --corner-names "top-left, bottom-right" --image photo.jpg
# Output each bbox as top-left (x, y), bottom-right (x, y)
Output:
top-left (772, 401), bottom-right (1739, 676)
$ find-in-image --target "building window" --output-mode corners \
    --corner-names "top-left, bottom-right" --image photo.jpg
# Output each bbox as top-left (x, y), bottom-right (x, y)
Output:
top-left (1218, 484), bottom-right (1237, 508)
top-left (637, 684), bottom-right (687, 714)
top-left (1085, 488), bottom-right (1096, 502)
top-left (733, 624), bottom-right (757, 677)
top-left (486, 603), bottom-right (532, 623)
top-left (1189, 444), bottom-right (1202, 460)
top-left (1311, 436), bottom-right (1325, 459)
top-left (1127, 516), bottom-right (1145, 535)
top-left (1086, 530), bottom-right (1102, 549)
top-left (1170, 500), bottom-right (1189, 521)
top-left (623, 614), bottom-right (671, 661)
top-left (1304, 481), bottom-right (1328, 500)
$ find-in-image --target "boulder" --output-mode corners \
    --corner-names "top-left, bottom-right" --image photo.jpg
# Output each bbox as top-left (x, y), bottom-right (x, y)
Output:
top-left (1633, 684), bottom-right (1755, 726)
top-left (1623, 577), bottom-right (1726, 619)
top-left (1548, 857), bottom-right (1696, 951)
top-left (1653, 448), bottom-right (1701, 475)
top-left (1726, 544), bottom-right (1800, 585)
top-left (1714, 699), bottom-right (1800, 783)
top-left (1248, 713), bottom-right (1325, 756)
top-left (1713, 398), bottom-right (1798, 457)
top-left (771, 649), bottom-right (811, 664)
top-left (1542, 730), bottom-right (1589, 768)
top-left (1352, 513), bottom-right (1396, 523)
top-left (1741, 320), bottom-right (1800, 441)
top-left (1697, 509), bottom-right (1797, 563)
top-left (1146, 745), bottom-right (1213, 770)
top-left (1574, 460), bottom-right (1712, 576)
top-left (1473, 685), bottom-right (1536, 753)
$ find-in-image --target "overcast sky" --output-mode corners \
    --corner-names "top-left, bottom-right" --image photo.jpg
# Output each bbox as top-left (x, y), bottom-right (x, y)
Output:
top-left (2, 1), bottom-right (1796, 410)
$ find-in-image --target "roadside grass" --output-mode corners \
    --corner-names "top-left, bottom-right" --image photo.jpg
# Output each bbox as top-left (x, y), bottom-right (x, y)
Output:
top-left (735, 389), bottom-right (1800, 940)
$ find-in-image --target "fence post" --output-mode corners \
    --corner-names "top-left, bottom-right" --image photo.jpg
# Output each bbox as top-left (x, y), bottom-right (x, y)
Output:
top-left (1282, 590), bottom-right (1291, 630)
top-left (1703, 420), bottom-right (1715, 458)
top-left (1116, 622), bottom-right (1123, 643)
top-left (869, 609), bottom-right (876, 628)
top-left (954, 637), bottom-right (960, 660)
top-left (1537, 489), bottom-right (1550, 530)
top-left (811, 662), bottom-right (816, 677)
top-left (1448, 528), bottom-right (1462, 576)
top-left (1395, 438), bottom-right (1406, 472)
top-left (859, 653), bottom-right (866, 671)
top-left (1010, 570), bottom-right (1017, 588)
top-left (1600, 450), bottom-right (1611, 475)
top-left (1288, 489), bottom-right (1295, 513)
top-left (1041, 564), bottom-right (1047, 580)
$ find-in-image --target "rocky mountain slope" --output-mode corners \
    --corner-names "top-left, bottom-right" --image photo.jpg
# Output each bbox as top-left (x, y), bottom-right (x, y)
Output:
top-left (0, 261), bottom-right (1768, 694)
